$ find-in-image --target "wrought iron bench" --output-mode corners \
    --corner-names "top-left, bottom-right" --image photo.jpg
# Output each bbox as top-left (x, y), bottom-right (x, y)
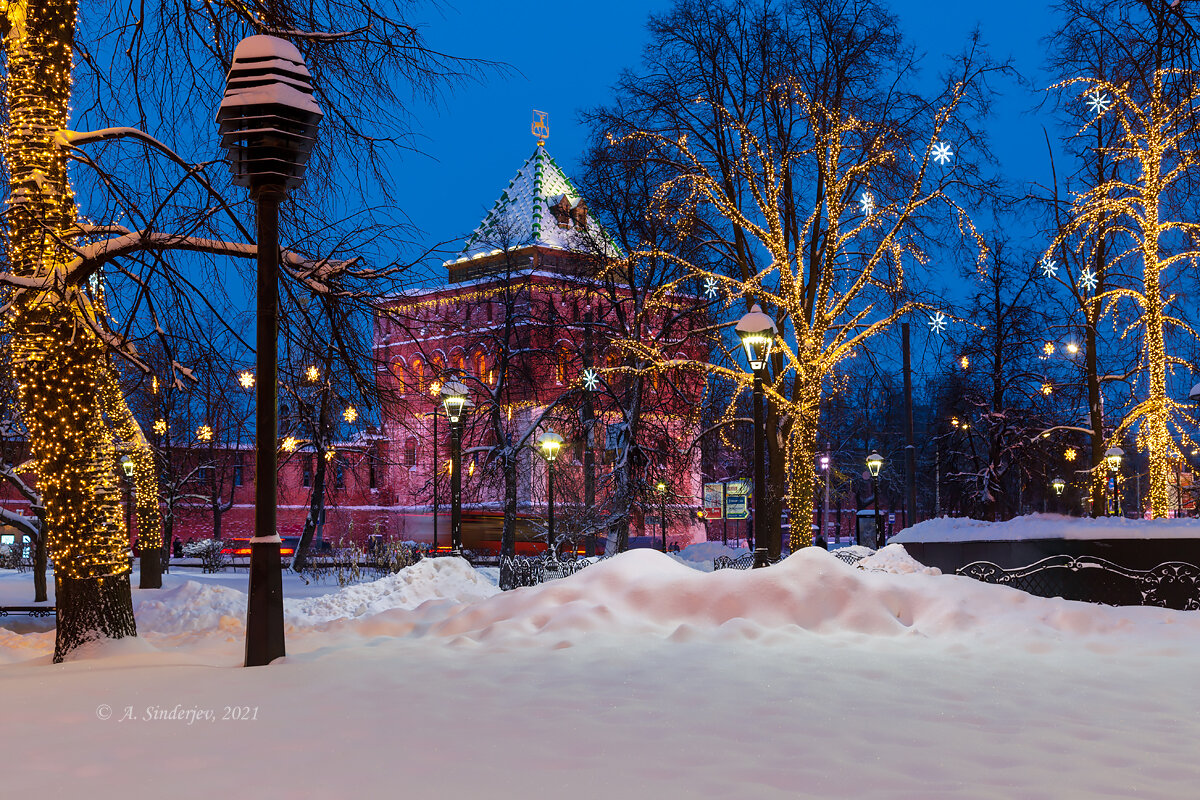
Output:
top-left (0, 606), bottom-right (55, 618)
top-left (713, 553), bottom-right (756, 570)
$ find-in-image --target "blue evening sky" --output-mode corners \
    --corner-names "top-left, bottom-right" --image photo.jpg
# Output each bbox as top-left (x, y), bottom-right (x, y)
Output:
top-left (398, 0), bottom-right (1063, 267)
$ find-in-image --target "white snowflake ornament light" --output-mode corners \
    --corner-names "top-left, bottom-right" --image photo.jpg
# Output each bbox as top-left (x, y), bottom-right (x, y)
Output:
top-left (1085, 89), bottom-right (1111, 115)
top-left (581, 368), bottom-right (601, 392)
top-left (703, 277), bottom-right (719, 299)
top-left (931, 142), bottom-right (954, 165)
top-left (1079, 268), bottom-right (1098, 292)
top-left (928, 311), bottom-right (948, 334)
top-left (1040, 255), bottom-right (1058, 278)
top-left (860, 190), bottom-right (875, 216)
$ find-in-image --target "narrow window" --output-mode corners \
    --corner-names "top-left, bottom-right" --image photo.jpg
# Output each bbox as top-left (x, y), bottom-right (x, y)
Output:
top-left (303, 456), bottom-right (313, 488)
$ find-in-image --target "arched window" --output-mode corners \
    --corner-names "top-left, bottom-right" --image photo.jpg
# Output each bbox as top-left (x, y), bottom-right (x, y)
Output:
top-left (453, 350), bottom-right (465, 375)
top-left (411, 358), bottom-right (425, 393)
top-left (430, 352), bottom-right (445, 382)
top-left (404, 437), bottom-right (417, 467)
top-left (474, 350), bottom-right (487, 382)
top-left (391, 358), bottom-right (406, 392)
top-left (556, 347), bottom-right (570, 385)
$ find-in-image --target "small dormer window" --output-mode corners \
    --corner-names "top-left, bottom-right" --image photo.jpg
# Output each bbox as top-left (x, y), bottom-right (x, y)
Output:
top-left (549, 195), bottom-right (572, 228)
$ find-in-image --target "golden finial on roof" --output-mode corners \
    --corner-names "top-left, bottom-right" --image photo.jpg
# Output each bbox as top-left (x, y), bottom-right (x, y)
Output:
top-left (532, 109), bottom-right (549, 146)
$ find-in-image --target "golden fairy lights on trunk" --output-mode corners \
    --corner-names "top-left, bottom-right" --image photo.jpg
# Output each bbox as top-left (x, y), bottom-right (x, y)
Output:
top-left (2, 0), bottom-right (137, 659)
top-left (1052, 71), bottom-right (1200, 518)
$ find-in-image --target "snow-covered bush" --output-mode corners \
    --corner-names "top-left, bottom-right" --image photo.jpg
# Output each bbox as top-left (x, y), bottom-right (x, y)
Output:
top-left (184, 539), bottom-right (229, 573)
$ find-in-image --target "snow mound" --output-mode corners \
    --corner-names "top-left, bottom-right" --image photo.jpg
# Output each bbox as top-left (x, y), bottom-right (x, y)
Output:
top-left (895, 513), bottom-right (1200, 542)
top-left (287, 557), bottom-right (500, 625)
top-left (135, 581), bottom-right (248, 635)
top-left (337, 547), bottom-right (1200, 651)
top-left (674, 541), bottom-right (750, 562)
top-left (856, 544), bottom-right (941, 575)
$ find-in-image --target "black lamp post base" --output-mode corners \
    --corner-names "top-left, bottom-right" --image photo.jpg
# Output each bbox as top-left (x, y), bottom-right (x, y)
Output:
top-left (752, 548), bottom-right (772, 568)
top-left (245, 540), bottom-right (286, 667)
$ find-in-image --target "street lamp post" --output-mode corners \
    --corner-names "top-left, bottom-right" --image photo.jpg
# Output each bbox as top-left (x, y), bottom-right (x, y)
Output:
top-left (820, 451), bottom-right (831, 543)
top-left (217, 35), bottom-right (322, 667)
top-left (656, 481), bottom-right (668, 552)
top-left (537, 431), bottom-right (564, 558)
top-left (867, 451), bottom-right (884, 549)
top-left (121, 455), bottom-right (134, 560)
top-left (736, 304), bottom-right (777, 568)
top-left (1105, 446), bottom-right (1124, 516)
top-left (1052, 476), bottom-right (1066, 514)
top-left (441, 381), bottom-right (472, 557)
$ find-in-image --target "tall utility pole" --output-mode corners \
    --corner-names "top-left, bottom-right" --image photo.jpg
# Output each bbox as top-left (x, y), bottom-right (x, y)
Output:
top-left (902, 322), bottom-right (917, 529)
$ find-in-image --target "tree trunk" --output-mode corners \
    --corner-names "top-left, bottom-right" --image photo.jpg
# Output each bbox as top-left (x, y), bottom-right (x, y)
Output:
top-left (294, 445), bottom-right (330, 572)
top-left (32, 529), bottom-right (48, 603)
top-left (54, 572), bottom-right (137, 661)
top-left (5, 0), bottom-right (137, 660)
top-left (501, 452), bottom-right (518, 557)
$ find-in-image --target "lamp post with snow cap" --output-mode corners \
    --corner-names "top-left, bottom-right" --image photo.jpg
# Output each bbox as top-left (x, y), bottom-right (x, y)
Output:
top-left (736, 304), bottom-right (777, 568)
top-left (537, 430), bottom-right (564, 558)
top-left (1052, 476), bottom-right (1066, 514)
top-left (217, 35), bottom-right (322, 667)
top-left (866, 451), bottom-right (884, 549)
top-left (441, 381), bottom-right (473, 557)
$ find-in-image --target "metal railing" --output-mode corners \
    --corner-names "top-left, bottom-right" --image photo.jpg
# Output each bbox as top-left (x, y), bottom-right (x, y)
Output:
top-left (957, 555), bottom-right (1200, 609)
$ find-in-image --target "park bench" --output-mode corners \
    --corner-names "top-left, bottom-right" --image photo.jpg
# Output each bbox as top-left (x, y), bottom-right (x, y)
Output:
top-left (713, 553), bottom-right (756, 570)
top-left (0, 606), bottom-right (55, 618)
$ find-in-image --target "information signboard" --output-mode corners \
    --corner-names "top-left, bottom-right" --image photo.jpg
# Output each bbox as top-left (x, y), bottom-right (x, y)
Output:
top-left (703, 483), bottom-right (724, 520)
top-left (725, 494), bottom-right (749, 520)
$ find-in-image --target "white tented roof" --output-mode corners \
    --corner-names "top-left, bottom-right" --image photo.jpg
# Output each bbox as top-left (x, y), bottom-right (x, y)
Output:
top-left (447, 144), bottom-right (619, 264)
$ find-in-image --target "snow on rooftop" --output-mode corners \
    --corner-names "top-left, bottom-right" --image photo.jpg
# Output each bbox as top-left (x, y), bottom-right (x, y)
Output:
top-left (451, 144), bottom-right (620, 263)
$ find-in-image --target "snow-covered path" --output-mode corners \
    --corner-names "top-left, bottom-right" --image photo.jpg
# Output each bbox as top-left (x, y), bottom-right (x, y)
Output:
top-left (1, 547), bottom-right (1197, 798)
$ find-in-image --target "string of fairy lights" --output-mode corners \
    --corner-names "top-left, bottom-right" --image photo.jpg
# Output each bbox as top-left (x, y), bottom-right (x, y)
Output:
top-left (3, 0), bottom-right (141, 583)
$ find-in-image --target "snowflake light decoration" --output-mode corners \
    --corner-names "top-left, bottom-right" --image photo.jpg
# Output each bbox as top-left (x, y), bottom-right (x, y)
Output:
top-left (1064, 447), bottom-right (1077, 462)
top-left (1085, 88), bottom-right (1111, 115)
top-left (1043, 342), bottom-right (1055, 356)
top-left (928, 311), bottom-right (948, 334)
top-left (1041, 382), bottom-right (1053, 395)
top-left (960, 355), bottom-right (970, 370)
top-left (305, 365), bottom-right (320, 382)
top-left (281, 436), bottom-right (299, 453)
top-left (1040, 255), bottom-right (1058, 278)
top-left (931, 142), bottom-right (954, 165)
top-left (238, 371), bottom-right (255, 389)
top-left (326, 449), bottom-right (336, 461)
top-left (1079, 268), bottom-right (1098, 292)
top-left (581, 368), bottom-right (602, 392)
top-left (702, 277), bottom-right (719, 299)
top-left (153, 419), bottom-right (167, 435)
top-left (860, 190), bottom-right (875, 216)
top-left (343, 406), bottom-right (358, 424)
top-left (196, 425), bottom-right (213, 443)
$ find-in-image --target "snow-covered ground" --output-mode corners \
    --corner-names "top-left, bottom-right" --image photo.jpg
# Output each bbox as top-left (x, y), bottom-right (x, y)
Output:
top-left (2, 535), bottom-right (1199, 798)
